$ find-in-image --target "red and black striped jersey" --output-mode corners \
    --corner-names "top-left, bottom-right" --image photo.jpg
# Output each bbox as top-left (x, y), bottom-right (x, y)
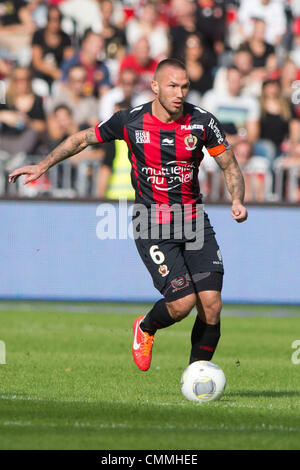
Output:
top-left (95, 101), bottom-right (229, 207)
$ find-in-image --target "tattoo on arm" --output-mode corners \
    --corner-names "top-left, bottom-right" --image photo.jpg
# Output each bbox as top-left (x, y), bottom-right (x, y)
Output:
top-left (214, 148), bottom-right (245, 203)
top-left (41, 127), bottom-right (98, 171)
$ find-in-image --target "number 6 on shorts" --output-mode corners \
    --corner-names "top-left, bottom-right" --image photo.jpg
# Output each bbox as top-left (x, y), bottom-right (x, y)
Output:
top-left (149, 245), bottom-right (165, 265)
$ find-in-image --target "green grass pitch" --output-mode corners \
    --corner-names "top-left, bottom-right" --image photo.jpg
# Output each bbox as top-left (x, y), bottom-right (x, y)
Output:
top-left (0, 302), bottom-right (299, 450)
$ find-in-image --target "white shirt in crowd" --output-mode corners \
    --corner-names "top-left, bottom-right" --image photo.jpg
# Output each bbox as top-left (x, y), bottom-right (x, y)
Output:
top-left (201, 89), bottom-right (260, 131)
top-left (238, 0), bottom-right (287, 45)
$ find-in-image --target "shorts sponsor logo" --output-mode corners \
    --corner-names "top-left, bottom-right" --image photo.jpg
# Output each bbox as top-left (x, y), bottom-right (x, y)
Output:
top-left (135, 130), bottom-right (150, 144)
top-left (171, 274), bottom-right (189, 291)
top-left (184, 134), bottom-right (197, 151)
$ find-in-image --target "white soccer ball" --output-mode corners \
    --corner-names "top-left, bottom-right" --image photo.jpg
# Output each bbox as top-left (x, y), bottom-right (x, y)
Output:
top-left (180, 360), bottom-right (226, 403)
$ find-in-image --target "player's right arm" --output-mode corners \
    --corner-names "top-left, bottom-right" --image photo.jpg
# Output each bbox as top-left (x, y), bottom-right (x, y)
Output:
top-left (8, 127), bottom-right (100, 184)
top-left (9, 110), bottom-right (127, 184)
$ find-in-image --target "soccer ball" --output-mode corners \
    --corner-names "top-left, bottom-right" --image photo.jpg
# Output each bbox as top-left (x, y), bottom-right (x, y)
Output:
top-left (180, 360), bottom-right (226, 403)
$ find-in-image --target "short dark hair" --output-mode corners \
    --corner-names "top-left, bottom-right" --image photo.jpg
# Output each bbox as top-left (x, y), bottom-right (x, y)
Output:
top-left (81, 28), bottom-right (102, 46)
top-left (154, 58), bottom-right (186, 78)
top-left (54, 104), bottom-right (72, 115)
top-left (227, 65), bottom-right (241, 74)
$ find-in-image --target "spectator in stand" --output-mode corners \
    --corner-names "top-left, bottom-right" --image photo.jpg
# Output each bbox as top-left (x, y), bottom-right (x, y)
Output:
top-left (47, 105), bottom-right (103, 164)
top-left (213, 47), bottom-right (259, 96)
top-left (290, 18), bottom-right (300, 69)
top-left (31, 6), bottom-right (74, 90)
top-left (280, 140), bottom-right (300, 169)
top-left (58, 0), bottom-right (102, 37)
top-left (61, 29), bottom-right (111, 98)
top-left (47, 104), bottom-right (78, 150)
top-left (0, 57), bottom-right (12, 80)
top-left (202, 66), bottom-right (260, 145)
top-left (240, 18), bottom-right (277, 77)
top-left (233, 138), bottom-right (269, 202)
top-left (98, 67), bottom-right (148, 121)
top-left (125, 1), bottom-right (169, 61)
top-left (98, 0), bottom-right (127, 85)
top-left (169, 0), bottom-right (198, 62)
top-left (184, 34), bottom-right (214, 106)
top-left (59, 0), bottom-right (124, 36)
top-left (280, 57), bottom-right (300, 141)
top-left (45, 65), bottom-right (99, 129)
top-left (47, 104), bottom-right (104, 193)
top-left (258, 78), bottom-right (294, 160)
top-left (276, 140), bottom-right (300, 202)
top-left (99, 0), bottom-right (127, 62)
top-left (0, 0), bottom-right (35, 57)
top-left (0, 66), bottom-right (46, 156)
top-left (195, 0), bottom-right (227, 61)
top-left (280, 58), bottom-right (299, 101)
top-left (119, 36), bottom-right (158, 94)
top-left (238, 0), bottom-right (287, 46)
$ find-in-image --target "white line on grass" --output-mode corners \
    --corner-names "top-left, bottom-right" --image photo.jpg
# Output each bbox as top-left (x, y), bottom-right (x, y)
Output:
top-left (1, 420), bottom-right (300, 434)
top-left (0, 301), bottom-right (299, 317)
top-left (0, 394), bottom-right (297, 411)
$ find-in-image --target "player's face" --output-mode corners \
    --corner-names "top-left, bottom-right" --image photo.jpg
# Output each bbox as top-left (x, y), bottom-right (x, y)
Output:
top-left (153, 67), bottom-right (190, 116)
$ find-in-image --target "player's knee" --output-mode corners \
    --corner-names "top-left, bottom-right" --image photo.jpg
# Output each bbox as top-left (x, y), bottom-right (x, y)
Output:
top-left (167, 294), bottom-right (197, 322)
top-left (202, 295), bottom-right (222, 324)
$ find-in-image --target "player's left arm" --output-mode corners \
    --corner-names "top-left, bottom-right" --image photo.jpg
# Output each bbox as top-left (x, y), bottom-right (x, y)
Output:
top-left (214, 147), bottom-right (248, 223)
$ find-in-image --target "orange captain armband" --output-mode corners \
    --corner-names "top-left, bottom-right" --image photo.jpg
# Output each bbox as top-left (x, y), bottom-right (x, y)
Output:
top-left (207, 142), bottom-right (230, 157)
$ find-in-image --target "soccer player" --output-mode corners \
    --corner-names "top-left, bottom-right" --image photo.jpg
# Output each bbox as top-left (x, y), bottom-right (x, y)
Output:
top-left (9, 59), bottom-right (248, 372)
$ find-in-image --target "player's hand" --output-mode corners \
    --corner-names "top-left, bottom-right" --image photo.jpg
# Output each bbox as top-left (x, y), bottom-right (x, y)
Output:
top-left (231, 202), bottom-right (248, 223)
top-left (8, 164), bottom-right (45, 184)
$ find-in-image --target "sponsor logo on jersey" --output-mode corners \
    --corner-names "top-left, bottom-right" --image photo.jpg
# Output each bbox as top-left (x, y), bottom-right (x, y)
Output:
top-left (184, 134), bottom-right (198, 151)
top-left (208, 118), bottom-right (224, 145)
top-left (135, 130), bottom-right (151, 144)
top-left (141, 161), bottom-right (196, 191)
top-left (181, 124), bottom-right (204, 131)
top-left (161, 137), bottom-right (174, 146)
top-left (159, 264), bottom-right (169, 277)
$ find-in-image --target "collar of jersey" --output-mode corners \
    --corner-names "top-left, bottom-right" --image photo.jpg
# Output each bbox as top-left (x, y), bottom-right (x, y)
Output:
top-left (150, 106), bottom-right (187, 130)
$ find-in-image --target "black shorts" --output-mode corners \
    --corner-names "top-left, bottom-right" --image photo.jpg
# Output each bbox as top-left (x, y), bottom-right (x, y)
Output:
top-left (134, 211), bottom-right (224, 302)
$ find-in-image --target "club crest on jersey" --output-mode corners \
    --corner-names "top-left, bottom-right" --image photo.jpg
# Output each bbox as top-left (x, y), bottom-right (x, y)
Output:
top-left (135, 130), bottom-right (150, 144)
top-left (158, 264), bottom-right (169, 277)
top-left (184, 134), bottom-right (197, 151)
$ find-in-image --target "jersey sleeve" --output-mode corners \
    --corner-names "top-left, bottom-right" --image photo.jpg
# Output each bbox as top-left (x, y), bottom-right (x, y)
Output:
top-left (101, 141), bottom-right (116, 168)
top-left (94, 110), bottom-right (126, 143)
top-left (203, 113), bottom-right (230, 157)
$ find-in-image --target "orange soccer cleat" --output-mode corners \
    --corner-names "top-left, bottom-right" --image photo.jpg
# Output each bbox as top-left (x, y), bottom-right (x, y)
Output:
top-left (132, 315), bottom-right (155, 371)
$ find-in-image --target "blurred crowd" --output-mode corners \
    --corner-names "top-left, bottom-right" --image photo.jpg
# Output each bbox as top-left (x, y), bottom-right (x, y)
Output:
top-left (0, 0), bottom-right (300, 201)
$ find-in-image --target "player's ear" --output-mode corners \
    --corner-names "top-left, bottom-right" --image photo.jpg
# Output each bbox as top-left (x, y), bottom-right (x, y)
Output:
top-left (151, 80), bottom-right (159, 96)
